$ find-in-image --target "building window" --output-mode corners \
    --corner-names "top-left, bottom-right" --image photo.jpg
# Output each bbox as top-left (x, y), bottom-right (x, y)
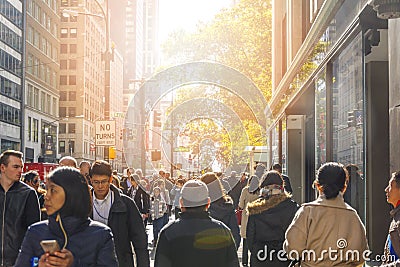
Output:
top-left (70, 44), bottom-right (77, 53)
top-left (60, 91), bottom-right (67, 101)
top-left (68, 123), bottom-right (76, 133)
top-left (69, 75), bottom-right (76, 85)
top-left (68, 140), bottom-right (75, 154)
top-left (61, 44), bottom-right (68, 53)
top-left (69, 91), bottom-right (76, 101)
top-left (70, 28), bottom-right (77, 38)
top-left (60, 28), bottom-right (68, 38)
top-left (59, 140), bottom-right (65, 153)
top-left (33, 119), bottom-right (39, 142)
top-left (60, 60), bottom-right (67, 69)
top-left (27, 84), bottom-right (33, 106)
top-left (69, 59), bottom-right (76, 70)
top-left (34, 88), bottom-right (39, 109)
top-left (59, 123), bottom-right (66, 134)
top-left (60, 75), bottom-right (67, 85)
top-left (68, 107), bottom-right (76, 117)
top-left (40, 92), bottom-right (46, 112)
top-left (52, 97), bottom-right (58, 116)
top-left (59, 107), bottom-right (66, 117)
top-left (28, 117), bottom-right (32, 141)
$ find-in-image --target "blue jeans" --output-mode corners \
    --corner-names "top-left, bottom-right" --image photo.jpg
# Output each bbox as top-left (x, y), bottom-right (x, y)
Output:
top-left (152, 217), bottom-right (165, 245)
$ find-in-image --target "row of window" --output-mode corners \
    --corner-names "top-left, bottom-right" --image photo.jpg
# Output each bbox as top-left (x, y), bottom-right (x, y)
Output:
top-left (0, 102), bottom-right (20, 126)
top-left (59, 91), bottom-right (76, 101)
top-left (0, 49), bottom-right (22, 76)
top-left (26, 53), bottom-right (57, 87)
top-left (0, 0), bottom-right (22, 28)
top-left (60, 75), bottom-right (77, 86)
top-left (0, 76), bottom-right (21, 101)
top-left (59, 107), bottom-right (76, 118)
top-left (27, 0), bottom-right (58, 36)
top-left (59, 140), bottom-right (74, 154)
top-left (1, 138), bottom-right (19, 152)
top-left (60, 28), bottom-right (77, 38)
top-left (59, 123), bottom-right (75, 134)
top-left (60, 59), bottom-right (76, 70)
top-left (26, 84), bottom-right (58, 116)
top-left (26, 25), bottom-right (58, 61)
top-left (0, 22), bottom-right (22, 52)
top-left (60, 43), bottom-right (77, 54)
top-left (61, 0), bottom-right (79, 7)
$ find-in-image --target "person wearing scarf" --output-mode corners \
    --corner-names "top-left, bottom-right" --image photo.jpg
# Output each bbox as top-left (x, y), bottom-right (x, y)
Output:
top-left (247, 170), bottom-right (298, 266)
top-left (15, 167), bottom-right (118, 267)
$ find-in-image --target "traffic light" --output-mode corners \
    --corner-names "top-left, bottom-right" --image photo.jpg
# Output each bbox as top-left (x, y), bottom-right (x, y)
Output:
top-left (347, 111), bottom-right (356, 127)
top-left (109, 146), bottom-right (116, 159)
top-left (151, 150), bottom-right (161, 161)
top-left (153, 110), bottom-right (161, 127)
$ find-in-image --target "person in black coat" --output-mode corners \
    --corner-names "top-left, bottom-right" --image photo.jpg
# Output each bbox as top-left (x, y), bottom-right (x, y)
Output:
top-left (15, 167), bottom-right (118, 267)
top-left (127, 174), bottom-right (151, 226)
top-left (247, 170), bottom-right (298, 267)
top-left (90, 160), bottom-right (150, 267)
top-left (154, 179), bottom-right (239, 267)
top-left (201, 172), bottom-right (241, 249)
top-left (0, 150), bottom-right (41, 266)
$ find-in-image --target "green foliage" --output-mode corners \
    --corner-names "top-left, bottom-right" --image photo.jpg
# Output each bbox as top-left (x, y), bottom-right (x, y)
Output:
top-left (161, 0), bottom-right (272, 169)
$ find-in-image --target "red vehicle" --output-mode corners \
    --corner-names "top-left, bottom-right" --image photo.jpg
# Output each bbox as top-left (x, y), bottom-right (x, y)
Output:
top-left (23, 162), bottom-right (59, 182)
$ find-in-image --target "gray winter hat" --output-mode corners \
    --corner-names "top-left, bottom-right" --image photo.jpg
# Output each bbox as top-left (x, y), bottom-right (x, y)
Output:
top-left (180, 180), bottom-right (209, 207)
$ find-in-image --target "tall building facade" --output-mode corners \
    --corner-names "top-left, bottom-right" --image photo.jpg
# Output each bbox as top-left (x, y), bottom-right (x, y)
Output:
top-left (109, 0), bottom-right (161, 172)
top-left (0, 0), bottom-right (23, 153)
top-left (25, 0), bottom-right (60, 162)
top-left (270, 0), bottom-right (400, 256)
top-left (58, 0), bottom-right (106, 162)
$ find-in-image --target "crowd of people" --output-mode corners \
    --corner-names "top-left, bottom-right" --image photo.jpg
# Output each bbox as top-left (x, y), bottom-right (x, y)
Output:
top-left (0, 149), bottom-right (400, 266)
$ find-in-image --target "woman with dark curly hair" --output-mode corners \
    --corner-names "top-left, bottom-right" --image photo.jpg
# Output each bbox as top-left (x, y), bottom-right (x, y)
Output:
top-left (15, 167), bottom-right (118, 267)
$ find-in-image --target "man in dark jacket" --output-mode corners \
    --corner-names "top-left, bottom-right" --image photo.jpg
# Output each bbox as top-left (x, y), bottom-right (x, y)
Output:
top-left (90, 160), bottom-right (150, 267)
top-left (0, 150), bottom-right (41, 266)
top-left (154, 179), bottom-right (239, 267)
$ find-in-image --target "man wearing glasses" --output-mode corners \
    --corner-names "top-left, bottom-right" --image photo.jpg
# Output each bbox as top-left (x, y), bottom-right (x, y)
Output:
top-left (90, 160), bottom-right (150, 267)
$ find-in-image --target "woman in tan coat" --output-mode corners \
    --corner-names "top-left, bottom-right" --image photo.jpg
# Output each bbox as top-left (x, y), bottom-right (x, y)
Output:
top-left (284, 162), bottom-right (369, 267)
top-left (238, 175), bottom-right (260, 266)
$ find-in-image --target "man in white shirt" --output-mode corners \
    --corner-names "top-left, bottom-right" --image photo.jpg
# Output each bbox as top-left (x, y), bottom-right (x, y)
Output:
top-left (90, 160), bottom-right (149, 267)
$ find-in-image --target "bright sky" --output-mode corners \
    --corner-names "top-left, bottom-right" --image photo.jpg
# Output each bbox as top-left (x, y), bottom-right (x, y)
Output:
top-left (158, 0), bottom-right (233, 43)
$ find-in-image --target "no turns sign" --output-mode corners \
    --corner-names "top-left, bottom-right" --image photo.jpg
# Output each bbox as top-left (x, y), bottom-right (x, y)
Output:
top-left (95, 120), bottom-right (116, 146)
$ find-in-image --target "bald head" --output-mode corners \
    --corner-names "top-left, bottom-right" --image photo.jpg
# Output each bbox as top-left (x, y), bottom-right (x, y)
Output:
top-left (59, 156), bottom-right (78, 168)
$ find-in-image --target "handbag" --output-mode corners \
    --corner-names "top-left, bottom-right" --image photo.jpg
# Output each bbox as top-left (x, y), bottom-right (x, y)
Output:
top-left (235, 209), bottom-right (242, 225)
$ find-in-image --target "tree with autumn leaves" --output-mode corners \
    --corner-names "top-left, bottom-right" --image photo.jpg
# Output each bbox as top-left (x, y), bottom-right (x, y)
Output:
top-left (161, 0), bottom-right (272, 170)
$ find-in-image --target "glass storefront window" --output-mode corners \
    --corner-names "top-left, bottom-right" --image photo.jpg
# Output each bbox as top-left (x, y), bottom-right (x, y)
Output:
top-left (332, 32), bottom-right (365, 221)
top-left (282, 118), bottom-right (287, 174)
top-left (315, 70), bottom-right (326, 169)
top-left (271, 123), bottom-right (279, 166)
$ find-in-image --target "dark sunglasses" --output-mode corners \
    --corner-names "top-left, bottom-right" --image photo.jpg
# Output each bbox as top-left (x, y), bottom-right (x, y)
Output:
top-left (32, 179), bottom-right (39, 184)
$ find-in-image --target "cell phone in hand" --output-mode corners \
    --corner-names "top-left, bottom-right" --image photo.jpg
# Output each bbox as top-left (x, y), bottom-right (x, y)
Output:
top-left (40, 240), bottom-right (60, 254)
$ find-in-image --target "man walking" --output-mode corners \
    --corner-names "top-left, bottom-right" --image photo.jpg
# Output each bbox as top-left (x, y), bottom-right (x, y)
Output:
top-left (90, 160), bottom-right (150, 267)
top-left (154, 179), bottom-right (239, 267)
top-left (0, 150), bottom-right (41, 266)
